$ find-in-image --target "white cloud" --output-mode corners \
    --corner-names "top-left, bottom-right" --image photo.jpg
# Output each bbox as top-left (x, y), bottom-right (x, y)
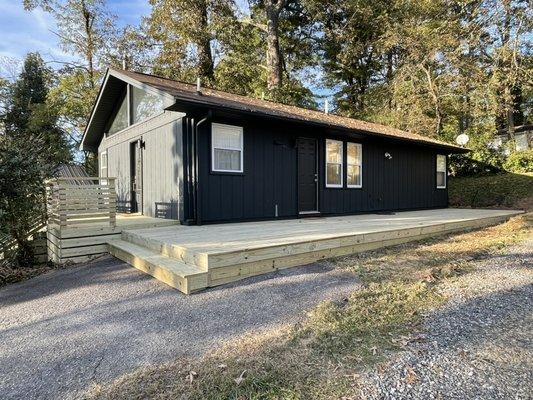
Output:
top-left (0, 0), bottom-right (71, 64)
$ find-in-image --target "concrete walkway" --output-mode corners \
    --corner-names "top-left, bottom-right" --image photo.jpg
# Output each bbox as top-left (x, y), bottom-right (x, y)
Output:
top-left (0, 256), bottom-right (360, 400)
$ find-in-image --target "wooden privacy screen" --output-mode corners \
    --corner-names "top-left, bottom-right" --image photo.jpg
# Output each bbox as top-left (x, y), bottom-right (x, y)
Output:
top-left (46, 177), bottom-right (117, 229)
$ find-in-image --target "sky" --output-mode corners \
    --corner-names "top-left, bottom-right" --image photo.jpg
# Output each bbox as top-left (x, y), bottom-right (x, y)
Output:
top-left (0, 0), bottom-right (150, 77)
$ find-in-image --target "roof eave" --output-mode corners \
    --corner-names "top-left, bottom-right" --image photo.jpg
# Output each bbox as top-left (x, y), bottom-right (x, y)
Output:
top-left (79, 68), bottom-right (111, 152)
top-left (168, 94), bottom-right (469, 153)
top-left (80, 68), bottom-right (176, 152)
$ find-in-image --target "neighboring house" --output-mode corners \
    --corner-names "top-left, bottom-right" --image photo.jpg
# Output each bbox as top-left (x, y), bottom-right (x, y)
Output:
top-left (80, 68), bottom-right (467, 225)
top-left (491, 124), bottom-right (533, 155)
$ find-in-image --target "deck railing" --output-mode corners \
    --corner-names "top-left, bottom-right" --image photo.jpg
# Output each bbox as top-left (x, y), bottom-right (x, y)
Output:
top-left (46, 177), bottom-right (117, 229)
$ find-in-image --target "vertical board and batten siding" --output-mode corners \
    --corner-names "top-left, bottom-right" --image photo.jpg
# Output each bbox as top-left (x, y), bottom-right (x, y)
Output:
top-left (98, 111), bottom-right (184, 219)
top-left (317, 140), bottom-right (446, 214)
top-left (198, 118), bottom-right (298, 222)
top-left (198, 116), bottom-right (448, 223)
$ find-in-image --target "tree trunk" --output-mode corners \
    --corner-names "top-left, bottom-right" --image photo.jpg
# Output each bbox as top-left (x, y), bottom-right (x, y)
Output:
top-left (421, 63), bottom-right (442, 137)
top-left (264, 0), bottom-right (286, 90)
top-left (81, 0), bottom-right (96, 89)
top-left (386, 49), bottom-right (394, 110)
top-left (196, 0), bottom-right (214, 84)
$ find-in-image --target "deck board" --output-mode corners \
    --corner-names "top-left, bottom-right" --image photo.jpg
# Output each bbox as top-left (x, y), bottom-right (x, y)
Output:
top-left (124, 209), bottom-right (521, 254)
top-left (111, 208), bottom-right (522, 293)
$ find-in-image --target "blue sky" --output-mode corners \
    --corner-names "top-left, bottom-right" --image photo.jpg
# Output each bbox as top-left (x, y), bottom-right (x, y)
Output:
top-left (0, 0), bottom-right (150, 69)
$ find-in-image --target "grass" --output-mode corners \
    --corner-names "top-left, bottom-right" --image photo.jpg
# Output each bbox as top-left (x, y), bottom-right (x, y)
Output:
top-left (449, 172), bottom-right (533, 210)
top-left (86, 216), bottom-right (531, 400)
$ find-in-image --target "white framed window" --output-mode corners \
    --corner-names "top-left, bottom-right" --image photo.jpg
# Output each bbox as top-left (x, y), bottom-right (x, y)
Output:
top-left (326, 139), bottom-right (343, 188)
top-left (100, 151), bottom-right (108, 178)
top-left (347, 143), bottom-right (362, 188)
top-left (436, 154), bottom-right (446, 189)
top-left (211, 123), bottom-right (244, 173)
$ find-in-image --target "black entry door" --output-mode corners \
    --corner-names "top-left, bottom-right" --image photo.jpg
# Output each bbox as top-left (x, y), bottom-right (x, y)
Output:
top-left (297, 137), bottom-right (318, 213)
top-left (130, 140), bottom-right (143, 213)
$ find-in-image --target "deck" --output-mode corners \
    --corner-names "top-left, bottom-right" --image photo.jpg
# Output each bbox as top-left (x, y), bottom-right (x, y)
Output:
top-left (107, 208), bottom-right (522, 294)
top-left (47, 214), bottom-right (179, 263)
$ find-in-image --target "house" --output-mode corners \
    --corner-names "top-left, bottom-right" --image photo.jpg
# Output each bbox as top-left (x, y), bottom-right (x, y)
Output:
top-left (491, 124), bottom-right (533, 154)
top-left (80, 68), bottom-right (468, 225)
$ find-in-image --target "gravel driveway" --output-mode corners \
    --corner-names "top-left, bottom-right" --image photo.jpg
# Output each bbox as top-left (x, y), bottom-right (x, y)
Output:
top-left (0, 256), bottom-right (360, 400)
top-left (356, 238), bottom-right (533, 400)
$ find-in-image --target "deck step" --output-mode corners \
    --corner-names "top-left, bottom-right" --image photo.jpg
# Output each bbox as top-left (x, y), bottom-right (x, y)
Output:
top-left (121, 230), bottom-right (208, 270)
top-left (107, 239), bottom-right (208, 294)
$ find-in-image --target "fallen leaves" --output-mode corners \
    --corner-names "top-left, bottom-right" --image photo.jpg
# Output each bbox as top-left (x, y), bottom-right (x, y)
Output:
top-left (186, 370), bottom-right (197, 384)
top-left (234, 370), bottom-right (246, 385)
top-left (405, 366), bottom-right (418, 385)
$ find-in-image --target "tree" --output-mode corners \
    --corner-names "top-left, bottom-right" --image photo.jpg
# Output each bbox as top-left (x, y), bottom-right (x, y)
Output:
top-left (304, 0), bottom-right (402, 117)
top-left (0, 53), bottom-right (71, 267)
top-left (146, 0), bottom-right (234, 84)
top-left (215, 0), bottom-right (316, 106)
top-left (263, 0), bottom-right (287, 89)
top-left (485, 0), bottom-right (532, 147)
top-left (24, 0), bottom-right (118, 168)
top-left (0, 137), bottom-right (49, 267)
top-left (3, 53), bottom-right (71, 166)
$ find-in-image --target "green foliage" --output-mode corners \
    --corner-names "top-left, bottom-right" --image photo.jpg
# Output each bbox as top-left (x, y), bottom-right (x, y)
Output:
top-left (0, 53), bottom-right (70, 267)
top-left (47, 67), bottom-right (100, 139)
top-left (19, 0), bottom-right (532, 174)
top-left (503, 150), bottom-right (533, 173)
top-left (3, 53), bottom-right (72, 166)
top-left (449, 132), bottom-right (505, 177)
top-left (147, 0), bottom-right (235, 84)
top-left (0, 137), bottom-right (49, 267)
top-left (449, 172), bottom-right (533, 209)
top-left (24, 0), bottom-right (118, 160)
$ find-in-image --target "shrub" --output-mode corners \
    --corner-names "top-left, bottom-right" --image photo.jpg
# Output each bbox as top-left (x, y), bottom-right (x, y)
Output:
top-left (503, 150), bottom-right (533, 173)
top-left (448, 132), bottom-right (505, 177)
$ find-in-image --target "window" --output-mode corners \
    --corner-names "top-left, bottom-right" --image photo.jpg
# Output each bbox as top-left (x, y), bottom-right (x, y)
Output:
top-left (326, 139), bottom-right (343, 187)
top-left (347, 143), bottom-right (362, 188)
top-left (436, 154), bottom-right (446, 188)
top-left (131, 86), bottom-right (164, 124)
top-left (211, 123), bottom-right (243, 173)
top-left (108, 93), bottom-right (128, 136)
top-left (100, 151), bottom-right (108, 183)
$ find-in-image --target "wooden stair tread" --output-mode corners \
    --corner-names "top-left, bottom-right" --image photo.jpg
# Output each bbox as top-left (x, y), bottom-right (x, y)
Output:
top-left (108, 239), bottom-right (205, 278)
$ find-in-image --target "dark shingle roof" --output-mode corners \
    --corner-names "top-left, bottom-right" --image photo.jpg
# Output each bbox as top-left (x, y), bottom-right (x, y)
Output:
top-left (114, 68), bottom-right (466, 152)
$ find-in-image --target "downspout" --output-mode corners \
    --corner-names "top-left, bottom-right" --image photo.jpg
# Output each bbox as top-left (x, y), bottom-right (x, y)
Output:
top-left (193, 111), bottom-right (211, 225)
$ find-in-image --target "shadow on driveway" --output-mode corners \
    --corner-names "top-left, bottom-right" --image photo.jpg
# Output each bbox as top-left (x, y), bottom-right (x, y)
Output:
top-left (0, 256), bottom-right (361, 400)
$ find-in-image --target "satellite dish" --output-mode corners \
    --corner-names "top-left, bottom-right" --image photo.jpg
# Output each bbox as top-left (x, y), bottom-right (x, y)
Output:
top-left (456, 134), bottom-right (470, 146)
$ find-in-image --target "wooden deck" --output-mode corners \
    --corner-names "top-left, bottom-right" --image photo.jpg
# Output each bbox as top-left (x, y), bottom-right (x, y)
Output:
top-left (107, 208), bottom-right (522, 294)
top-left (47, 214), bottom-right (179, 263)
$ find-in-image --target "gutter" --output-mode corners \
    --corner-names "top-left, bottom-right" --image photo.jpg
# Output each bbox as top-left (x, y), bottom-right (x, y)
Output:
top-left (168, 95), bottom-right (468, 154)
top-left (183, 110), bottom-right (211, 225)
top-left (193, 112), bottom-right (211, 225)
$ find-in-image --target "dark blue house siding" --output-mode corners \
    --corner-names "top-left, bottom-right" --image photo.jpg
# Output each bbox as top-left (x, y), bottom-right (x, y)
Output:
top-left (196, 115), bottom-right (447, 223)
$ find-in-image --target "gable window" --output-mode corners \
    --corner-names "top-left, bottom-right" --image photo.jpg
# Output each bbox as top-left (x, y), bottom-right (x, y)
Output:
top-left (108, 93), bottom-right (129, 136)
top-left (212, 123), bottom-right (243, 173)
top-left (347, 143), bottom-right (362, 188)
top-left (131, 86), bottom-right (164, 124)
top-left (436, 154), bottom-right (446, 188)
top-left (326, 139), bottom-right (343, 188)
